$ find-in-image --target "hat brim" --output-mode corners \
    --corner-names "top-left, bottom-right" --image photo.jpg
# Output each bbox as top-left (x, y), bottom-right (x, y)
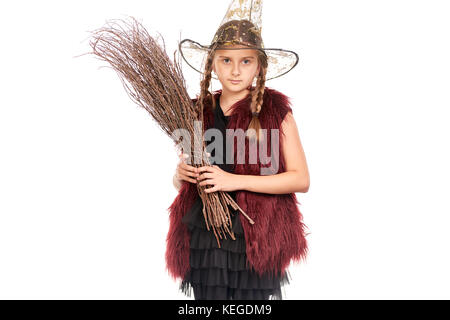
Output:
top-left (178, 39), bottom-right (299, 81)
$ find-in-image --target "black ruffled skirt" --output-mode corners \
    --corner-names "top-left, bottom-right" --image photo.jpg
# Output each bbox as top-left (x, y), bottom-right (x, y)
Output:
top-left (179, 194), bottom-right (291, 300)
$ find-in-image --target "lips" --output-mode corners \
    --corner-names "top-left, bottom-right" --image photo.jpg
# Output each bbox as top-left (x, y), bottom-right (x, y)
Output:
top-left (229, 80), bottom-right (242, 84)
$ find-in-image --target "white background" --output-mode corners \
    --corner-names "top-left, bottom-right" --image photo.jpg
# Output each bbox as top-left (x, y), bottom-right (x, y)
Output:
top-left (0, 0), bottom-right (449, 299)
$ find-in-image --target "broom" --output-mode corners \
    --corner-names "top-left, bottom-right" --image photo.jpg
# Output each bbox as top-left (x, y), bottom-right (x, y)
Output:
top-left (79, 17), bottom-right (255, 247)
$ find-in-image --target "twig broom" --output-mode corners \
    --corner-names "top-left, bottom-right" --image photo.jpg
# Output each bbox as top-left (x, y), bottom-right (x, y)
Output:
top-left (77, 17), bottom-right (255, 247)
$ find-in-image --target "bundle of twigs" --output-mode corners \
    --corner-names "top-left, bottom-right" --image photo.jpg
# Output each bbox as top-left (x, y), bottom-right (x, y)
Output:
top-left (81, 17), bottom-right (254, 247)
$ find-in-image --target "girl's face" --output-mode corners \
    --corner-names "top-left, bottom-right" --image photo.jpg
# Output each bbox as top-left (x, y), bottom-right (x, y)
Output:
top-left (212, 44), bottom-right (260, 94)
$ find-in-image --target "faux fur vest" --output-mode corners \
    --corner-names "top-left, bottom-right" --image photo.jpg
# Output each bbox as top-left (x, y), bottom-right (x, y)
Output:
top-left (165, 86), bottom-right (308, 280)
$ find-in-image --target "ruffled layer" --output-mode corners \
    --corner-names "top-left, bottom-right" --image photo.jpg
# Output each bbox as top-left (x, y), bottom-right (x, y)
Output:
top-left (189, 225), bottom-right (246, 253)
top-left (190, 247), bottom-right (251, 271)
top-left (179, 227), bottom-right (291, 299)
top-left (180, 269), bottom-right (291, 300)
top-left (179, 185), bottom-right (291, 299)
top-left (183, 266), bottom-right (290, 290)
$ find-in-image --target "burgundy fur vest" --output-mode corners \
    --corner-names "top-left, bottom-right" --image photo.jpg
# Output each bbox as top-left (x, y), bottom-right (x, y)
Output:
top-left (165, 86), bottom-right (308, 280)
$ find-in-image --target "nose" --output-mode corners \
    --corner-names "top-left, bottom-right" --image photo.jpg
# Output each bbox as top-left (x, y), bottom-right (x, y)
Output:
top-left (232, 62), bottom-right (241, 77)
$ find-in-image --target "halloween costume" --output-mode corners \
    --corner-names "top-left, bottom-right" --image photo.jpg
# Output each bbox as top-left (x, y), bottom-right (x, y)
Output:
top-left (166, 0), bottom-right (308, 300)
top-left (167, 88), bottom-right (308, 300)
top-left (86, 0), bottom-right (308, 301)
top-left (179, 94), bottom-right (291, 299)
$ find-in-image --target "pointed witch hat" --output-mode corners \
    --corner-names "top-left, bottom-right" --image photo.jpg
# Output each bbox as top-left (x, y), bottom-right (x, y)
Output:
top-left (179, 0), bottom-right (299, 80)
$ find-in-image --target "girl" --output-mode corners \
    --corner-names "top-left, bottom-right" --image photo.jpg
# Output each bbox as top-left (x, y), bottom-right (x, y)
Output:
top-left (167, 1), bottom-right (309, 300)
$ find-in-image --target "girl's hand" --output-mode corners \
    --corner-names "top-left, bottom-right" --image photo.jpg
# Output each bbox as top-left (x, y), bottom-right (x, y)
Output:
top-left (197, 165), bottom-right (240, 193)
top-left (175, 152), bottom-right (199, 185)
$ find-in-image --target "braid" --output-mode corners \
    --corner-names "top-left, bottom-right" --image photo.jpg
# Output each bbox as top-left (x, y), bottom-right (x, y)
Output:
top-left (247, 60), bottom-right (267, 142)
top-left (255, 66), bottom-right (267, 114)
top-left (195, 46), bottom-right (217, 119)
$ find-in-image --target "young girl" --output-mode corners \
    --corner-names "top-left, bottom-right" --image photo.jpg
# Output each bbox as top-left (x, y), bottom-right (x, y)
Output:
top-left (167, 0), bottom-right (309, 300)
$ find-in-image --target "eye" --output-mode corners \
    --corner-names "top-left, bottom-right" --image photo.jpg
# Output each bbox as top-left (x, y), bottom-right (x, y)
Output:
top-left (243, 59), bottom-right (251, 64)
top-left (223, 58), bottom-right (230, 64)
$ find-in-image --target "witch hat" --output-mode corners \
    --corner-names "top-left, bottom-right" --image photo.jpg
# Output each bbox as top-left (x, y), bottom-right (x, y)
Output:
top-left (179, 0), bottom-right (299, 80)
